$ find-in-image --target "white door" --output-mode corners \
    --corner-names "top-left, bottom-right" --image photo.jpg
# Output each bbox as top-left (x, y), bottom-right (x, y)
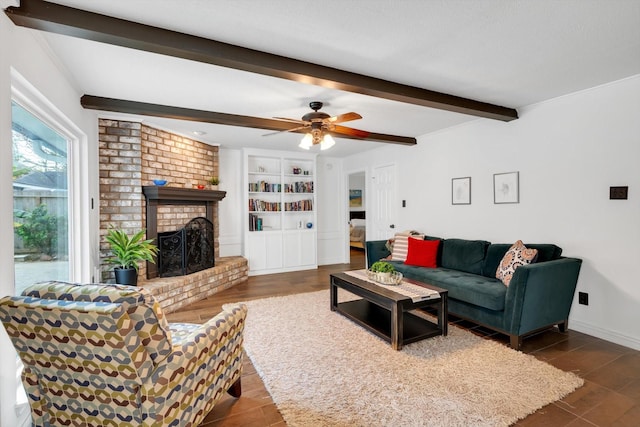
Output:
top-left (372, 164), bottom-right (397, 240)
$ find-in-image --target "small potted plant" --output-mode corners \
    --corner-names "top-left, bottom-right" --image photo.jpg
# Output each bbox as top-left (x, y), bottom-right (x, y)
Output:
top-left (208, 176), bottom-right (220, 189)
top-left (370, 261), bottom-right (395, 274)
top-left (368, 261), bottom-right (401, 285)
top-left (105, 227), bottom-right (158, 285)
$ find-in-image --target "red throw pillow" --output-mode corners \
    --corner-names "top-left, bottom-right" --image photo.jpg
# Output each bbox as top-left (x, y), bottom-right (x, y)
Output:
top-left (405, 238), bottom-right (440, 268)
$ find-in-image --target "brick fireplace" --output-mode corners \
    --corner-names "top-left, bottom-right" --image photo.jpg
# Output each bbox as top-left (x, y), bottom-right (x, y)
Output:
top-left (98, 119), bottom-right (247, 313)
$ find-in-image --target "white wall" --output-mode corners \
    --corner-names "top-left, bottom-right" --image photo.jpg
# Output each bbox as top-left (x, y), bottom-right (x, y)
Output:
top-left (317, 156), bottom-right (347, 265)
top-left (218, 148), bottom-right (243, 256)
top-left (1, 15), bottom-right (99, 425)
top-left (343, 75), bottom-right (640, 350)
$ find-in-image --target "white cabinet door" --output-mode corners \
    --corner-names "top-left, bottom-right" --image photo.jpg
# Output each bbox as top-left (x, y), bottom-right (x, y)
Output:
top-left (299, 230), bottom-right (317, 266)
top-left (283, 230), bottom-right (316, 268)
top-left (247, 232), bottom-right (283, 272)
top-left (265, 233), bottom-right (283, 269)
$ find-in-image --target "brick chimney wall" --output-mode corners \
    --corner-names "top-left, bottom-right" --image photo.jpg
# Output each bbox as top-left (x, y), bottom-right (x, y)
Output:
top-left (99, 119), bottom-right (219, 281)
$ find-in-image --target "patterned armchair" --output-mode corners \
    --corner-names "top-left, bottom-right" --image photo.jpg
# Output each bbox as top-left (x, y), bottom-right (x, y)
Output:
top-left (0, 281), bottom-right (247, 426)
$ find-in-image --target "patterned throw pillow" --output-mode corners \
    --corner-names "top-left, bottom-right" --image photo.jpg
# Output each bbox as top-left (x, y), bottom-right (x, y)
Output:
top-left (496, 240), bottom-right (538, 286)
top-left (390, 231), bottom-right (425, 261)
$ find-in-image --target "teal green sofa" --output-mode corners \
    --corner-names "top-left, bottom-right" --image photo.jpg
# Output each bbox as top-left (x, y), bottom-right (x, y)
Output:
top-left (365, 238), bottom-right (582, 349)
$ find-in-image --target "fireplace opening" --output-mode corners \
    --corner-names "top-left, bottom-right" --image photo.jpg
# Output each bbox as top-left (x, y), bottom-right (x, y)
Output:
top-left (157, 217), bottom-right (214, 277)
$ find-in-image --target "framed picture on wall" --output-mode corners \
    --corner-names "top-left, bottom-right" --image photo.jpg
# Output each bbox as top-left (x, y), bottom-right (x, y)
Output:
top-left (349, 189), bottom-right (362, 207)
top-left (494, 171), bottom-right (519, 204)
top-left (452, 177), bottom-right (471, 205)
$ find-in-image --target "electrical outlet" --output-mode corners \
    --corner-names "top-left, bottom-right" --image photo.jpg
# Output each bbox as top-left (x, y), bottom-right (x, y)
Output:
top-left (578, 292), bottom-right (589, 305)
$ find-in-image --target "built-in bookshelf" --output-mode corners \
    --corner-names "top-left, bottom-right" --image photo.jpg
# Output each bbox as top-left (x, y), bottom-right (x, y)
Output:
top-left (243, 149), bottom-right (317, 275)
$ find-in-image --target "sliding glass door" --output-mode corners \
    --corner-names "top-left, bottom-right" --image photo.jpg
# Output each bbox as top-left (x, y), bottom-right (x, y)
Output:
top-left (12, 101), bottom-right (71, 295)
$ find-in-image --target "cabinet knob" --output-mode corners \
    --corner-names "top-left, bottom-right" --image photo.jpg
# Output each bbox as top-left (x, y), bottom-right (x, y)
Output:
top-left (390, 224), bottom-right (395, 229)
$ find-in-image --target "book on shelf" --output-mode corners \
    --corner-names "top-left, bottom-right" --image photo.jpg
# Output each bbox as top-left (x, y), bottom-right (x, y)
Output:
top-left (284, 199), bottom-right (313, 211)
top-left (249, 181), bottom-right (281, 193)
top-left (248, 214), bottom-right (263, 231)
top-left (249, 199), bottom-right (281, 212)
top-left (284, 181), bottom-right (314, 193)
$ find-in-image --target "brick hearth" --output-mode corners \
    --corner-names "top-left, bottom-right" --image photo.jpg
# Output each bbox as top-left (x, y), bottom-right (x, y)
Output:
top-left (140, 256), bottom-right (248, 314)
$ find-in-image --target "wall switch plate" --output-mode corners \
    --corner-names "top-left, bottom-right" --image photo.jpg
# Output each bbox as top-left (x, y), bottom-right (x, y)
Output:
top-left (610, 186), bottom-right (628, 200)
top-left (578, 292), bottom-right (589, 305)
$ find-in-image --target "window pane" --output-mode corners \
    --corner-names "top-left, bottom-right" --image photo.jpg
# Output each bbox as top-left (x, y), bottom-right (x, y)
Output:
top-left (12, 101), bottom-right (70, 295)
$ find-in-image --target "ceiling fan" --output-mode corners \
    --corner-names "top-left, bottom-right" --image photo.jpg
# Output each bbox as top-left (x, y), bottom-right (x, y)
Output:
top-left (79, 95), bottom-right (417, 147)
top-left (268, 101), bottom-right (416, 149)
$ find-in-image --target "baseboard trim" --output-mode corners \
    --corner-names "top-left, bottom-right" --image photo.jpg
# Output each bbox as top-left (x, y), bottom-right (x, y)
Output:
top-left (570, 319), bottom-right (640, 351)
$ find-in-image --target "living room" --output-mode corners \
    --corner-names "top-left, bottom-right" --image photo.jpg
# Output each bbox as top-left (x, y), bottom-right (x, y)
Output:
top-left (1, 1), bottom-right (639, 426)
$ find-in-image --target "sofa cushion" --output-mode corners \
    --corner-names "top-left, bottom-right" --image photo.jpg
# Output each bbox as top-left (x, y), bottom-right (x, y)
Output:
top-left (405, 238), bottom-right (440, 268)
top-left (496, 240), bottom-right (538, 286)
top-left (391, 262), bottom-right (506, 311)
top-left (483, 243), bottom-right (562, 277)
top-left (440, 238), bottom-right (490, 275)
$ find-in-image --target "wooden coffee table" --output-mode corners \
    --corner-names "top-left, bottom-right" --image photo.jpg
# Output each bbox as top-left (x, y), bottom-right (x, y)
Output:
top-left (330, 272), bottom-right (448, 350)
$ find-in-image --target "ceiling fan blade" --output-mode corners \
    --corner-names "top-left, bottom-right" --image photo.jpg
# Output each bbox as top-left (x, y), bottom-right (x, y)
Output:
top-left (263, 125), bottom-right (308, 137)
top-left (328, 112), bottom-right (362, 124)
top-left (332, 124), bottom-right (370, 138)
top-left (332, 125), bottom-right (416, 145)
top-left (274, 116), bottom-right (307, 124)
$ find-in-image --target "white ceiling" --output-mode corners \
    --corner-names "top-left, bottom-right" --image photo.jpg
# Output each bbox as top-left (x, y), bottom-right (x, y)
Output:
top-left (21, 0), bottom-right (640, 157)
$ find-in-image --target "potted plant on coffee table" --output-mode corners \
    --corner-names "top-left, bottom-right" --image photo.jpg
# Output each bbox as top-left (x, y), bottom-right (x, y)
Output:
top-left (368, 260), bottom-right (402, 285)
top-left (105, 227), bottom-right (158, 285)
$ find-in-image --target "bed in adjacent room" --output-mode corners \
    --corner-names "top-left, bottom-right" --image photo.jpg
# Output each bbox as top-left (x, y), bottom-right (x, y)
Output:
top-left (349, 211), bottom-right (366, 250)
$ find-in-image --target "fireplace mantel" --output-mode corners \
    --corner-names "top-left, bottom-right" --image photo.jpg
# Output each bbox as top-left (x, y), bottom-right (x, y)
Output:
top-left (142, 186), bottom-right (226, 203)
top-left (142, 186), bottom-right (226, 279)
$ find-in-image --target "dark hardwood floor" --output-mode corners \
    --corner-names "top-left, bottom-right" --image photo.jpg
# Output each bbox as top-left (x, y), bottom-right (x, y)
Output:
top-left (166, 249), bottom-right (640, 426)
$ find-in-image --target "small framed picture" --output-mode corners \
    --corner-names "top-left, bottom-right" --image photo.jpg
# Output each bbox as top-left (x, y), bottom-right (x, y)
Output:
top-left (494, 172), bottom-right (519, 204)
top-left (349, 189), bottom-right (362, 207)
top-left (452, 177), bottom-right (471, 205)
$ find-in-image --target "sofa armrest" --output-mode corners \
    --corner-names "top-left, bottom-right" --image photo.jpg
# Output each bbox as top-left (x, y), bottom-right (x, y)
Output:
top-left (504, 257), bottom-right (582, 335)
top-left (143, 303), bottom-right (247, 424)
top-left (365, 240), bottom-right (391, 268)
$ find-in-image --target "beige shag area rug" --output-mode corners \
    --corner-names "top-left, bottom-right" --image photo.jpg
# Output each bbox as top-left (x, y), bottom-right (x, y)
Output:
top-left (232, 290), bottom-right (583, 427)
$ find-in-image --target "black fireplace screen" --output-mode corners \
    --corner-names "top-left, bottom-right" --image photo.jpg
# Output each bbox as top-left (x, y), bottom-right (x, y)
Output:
top-left (157, 217), bottom-right (214, 277)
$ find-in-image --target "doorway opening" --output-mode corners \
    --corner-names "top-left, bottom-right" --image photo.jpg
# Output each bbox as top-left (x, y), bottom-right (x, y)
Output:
top-left (347, 171), bottom-right (366, 264)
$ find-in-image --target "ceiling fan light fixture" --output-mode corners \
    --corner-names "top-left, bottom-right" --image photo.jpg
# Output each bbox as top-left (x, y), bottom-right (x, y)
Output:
top-left (320, 134), bottom-right (335, 150)
top-left (299, 133), bottom-right (313, 150)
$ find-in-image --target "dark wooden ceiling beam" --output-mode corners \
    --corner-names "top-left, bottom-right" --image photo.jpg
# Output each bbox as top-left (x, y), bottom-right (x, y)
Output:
top-left (80, 95), bottom-right (418, 145)
top-left (7, 0), bottom-right (518, 122)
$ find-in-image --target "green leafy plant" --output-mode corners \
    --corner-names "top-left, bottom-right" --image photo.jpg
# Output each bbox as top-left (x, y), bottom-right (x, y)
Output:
top-left (104, 227), bottom-right (158, 271)
top-left (208, 176), bottom-right (220, 185)
top-left (14, 204), bottom-right (65, 256)
top-left (369, 261), bottom-right (395, 273)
